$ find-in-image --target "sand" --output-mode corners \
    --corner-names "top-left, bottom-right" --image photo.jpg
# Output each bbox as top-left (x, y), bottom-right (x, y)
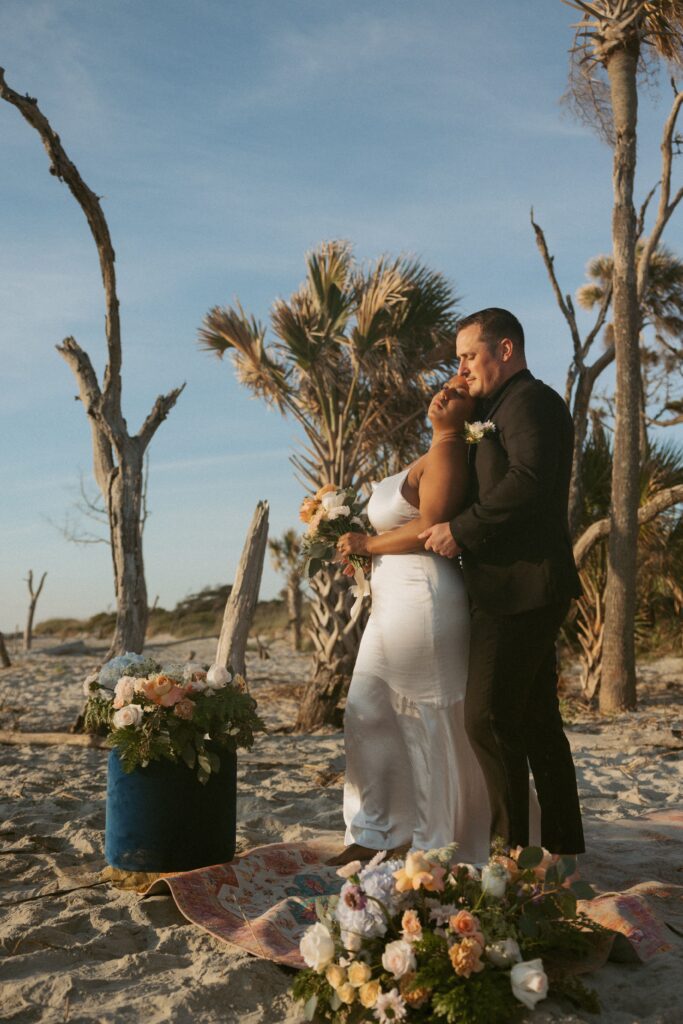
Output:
top-left (0, 634), bottom-right (682, 1023)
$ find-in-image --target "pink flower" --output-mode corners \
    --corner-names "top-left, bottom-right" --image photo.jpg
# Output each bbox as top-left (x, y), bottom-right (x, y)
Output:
top-left (157, 685), bottom-right (186, 707)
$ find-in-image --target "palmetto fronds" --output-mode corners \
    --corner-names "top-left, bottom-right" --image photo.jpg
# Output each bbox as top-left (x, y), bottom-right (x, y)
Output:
top-left (198, 241), bottom-right (459, 492)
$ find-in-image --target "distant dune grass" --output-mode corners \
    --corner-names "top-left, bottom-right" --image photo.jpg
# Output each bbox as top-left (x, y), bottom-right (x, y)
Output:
top-left (34, 585), bottom-right (296, 642)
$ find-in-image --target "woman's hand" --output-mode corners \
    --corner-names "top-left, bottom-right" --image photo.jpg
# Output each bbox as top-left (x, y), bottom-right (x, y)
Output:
top-left (337, 532), bottom-right (370, 557)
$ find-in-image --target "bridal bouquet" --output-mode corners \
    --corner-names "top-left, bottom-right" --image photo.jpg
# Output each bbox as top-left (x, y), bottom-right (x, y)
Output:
top-left (293, 844), bottom-right (605, 1024)
top-left (83, 652), bottom-right (265, 783)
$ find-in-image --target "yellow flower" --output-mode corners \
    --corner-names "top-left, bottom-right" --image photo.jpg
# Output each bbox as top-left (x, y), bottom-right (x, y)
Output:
top-left (347, 961), bottom-right (371, 987)
top-left (337, 983), bottom-right (356, 1004)
top-left (325, 964), bottom-right (346, 990)
top-left (358, 980), bottom-right (382, 1008)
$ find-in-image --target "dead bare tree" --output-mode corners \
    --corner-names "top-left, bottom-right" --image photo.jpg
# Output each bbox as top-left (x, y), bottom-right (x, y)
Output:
top-left (531, 210), bottom-right (613, 537)
top-left (0, 633), bottom-right (12, 668)
top-left (23, 570), bottom-right (47, 652)
top-left (0, 69), bottom-right (184, 658)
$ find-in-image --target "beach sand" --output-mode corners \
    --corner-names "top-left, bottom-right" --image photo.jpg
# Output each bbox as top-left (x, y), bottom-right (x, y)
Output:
top-left (0, 635), bottom-right (682, 1023)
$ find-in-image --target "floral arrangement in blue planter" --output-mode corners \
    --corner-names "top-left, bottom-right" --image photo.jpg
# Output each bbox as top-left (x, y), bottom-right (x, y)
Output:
top-left (83, 653), bottom-right (265, 872)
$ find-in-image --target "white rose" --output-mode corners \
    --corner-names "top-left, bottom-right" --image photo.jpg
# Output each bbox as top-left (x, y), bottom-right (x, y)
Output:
top-left (510, 959), bottom-right (548, 1010)
top-left (381, 939), bottom-right (416, 979)
top-left (320, 492), bottom-right (351, 520)
top-left (207, 664), bottom-right (231, 688)
top-left (113, 675), bottom-right (137, 707)
top-left (481, 862), bottom-right (509, 898)
top-left (299, 922), bottom-right (335, 972)
top-left (486, 938), bottom-right (522, 967)
top-left (112, 704), bottom-right (144, 729)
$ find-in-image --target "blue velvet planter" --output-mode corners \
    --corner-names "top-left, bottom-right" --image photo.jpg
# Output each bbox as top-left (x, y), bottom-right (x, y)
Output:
top-left (105, 745), bottom-right (237, 872)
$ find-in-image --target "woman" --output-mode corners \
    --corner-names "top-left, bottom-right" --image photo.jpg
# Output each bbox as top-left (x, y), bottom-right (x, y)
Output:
top-left (328, 376), bottom-right (492, 866)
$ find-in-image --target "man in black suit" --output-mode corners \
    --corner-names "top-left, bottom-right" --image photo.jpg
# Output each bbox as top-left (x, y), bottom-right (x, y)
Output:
top-left (420, 307), bottom-right (584, 855)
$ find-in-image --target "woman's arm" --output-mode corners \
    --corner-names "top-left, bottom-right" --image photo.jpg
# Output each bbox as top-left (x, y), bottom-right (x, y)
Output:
top-left (338, 443), bottom-right (468, 558)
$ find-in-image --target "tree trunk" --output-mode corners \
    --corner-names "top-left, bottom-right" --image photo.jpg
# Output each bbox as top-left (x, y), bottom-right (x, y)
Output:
top-left (568, 374), bottom-right (593, 538)
top-left (215, 501), bottom-right (269, 677)
top-left (287, 576), bottom-right (303, 651)
top-left (24, 570), bottom-right (47, 653)
top-left (601, 45), bottom-right (641, 713)
top-left (0, 633), bottom-right (11, 668)
top-left (106, 448), bottom-right (148, 657)
top-left (294, 568), bottom-right (365, 731)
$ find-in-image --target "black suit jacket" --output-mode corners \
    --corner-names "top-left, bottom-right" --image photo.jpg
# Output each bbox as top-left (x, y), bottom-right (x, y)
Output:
top-left (450, 369), bottom-right (581, 615)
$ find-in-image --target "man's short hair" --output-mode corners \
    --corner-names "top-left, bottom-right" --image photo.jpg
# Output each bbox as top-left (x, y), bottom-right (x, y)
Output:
top-left (456, 308), bottom-right (525, 351)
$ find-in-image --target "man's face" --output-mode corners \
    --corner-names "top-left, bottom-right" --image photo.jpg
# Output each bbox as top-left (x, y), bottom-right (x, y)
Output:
top-left (455, 324), bottom-right (505, 398)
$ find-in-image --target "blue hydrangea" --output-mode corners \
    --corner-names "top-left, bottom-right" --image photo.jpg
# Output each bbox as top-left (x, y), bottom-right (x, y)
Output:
top-left (98, 652), bottom-right (158, 690)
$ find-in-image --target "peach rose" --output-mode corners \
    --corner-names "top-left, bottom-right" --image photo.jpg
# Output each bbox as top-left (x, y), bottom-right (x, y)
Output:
top-left (315, 483), bottom-right (338, 499)
top-left (399, 972), bottom-right (429, 1008)
top-left (449, 910), bottom-right (481, 937)
top-left (401, 909), bottom-right (423, 943)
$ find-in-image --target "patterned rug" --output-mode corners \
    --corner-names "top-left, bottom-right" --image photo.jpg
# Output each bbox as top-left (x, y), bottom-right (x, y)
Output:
top-left (144, 813), bottom-right (682, 968)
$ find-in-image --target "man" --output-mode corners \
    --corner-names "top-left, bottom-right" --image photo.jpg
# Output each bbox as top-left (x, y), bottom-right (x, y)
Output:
top-left (419, 307), bottom-right (584, 854)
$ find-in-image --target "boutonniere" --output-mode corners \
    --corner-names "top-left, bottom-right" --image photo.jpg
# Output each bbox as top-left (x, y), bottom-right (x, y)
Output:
top-left (463, 420), bottom-right (496, 445)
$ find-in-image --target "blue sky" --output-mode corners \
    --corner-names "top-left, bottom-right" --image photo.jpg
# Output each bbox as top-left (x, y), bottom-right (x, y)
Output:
top-left (1, 0), bottom-right (682, 631)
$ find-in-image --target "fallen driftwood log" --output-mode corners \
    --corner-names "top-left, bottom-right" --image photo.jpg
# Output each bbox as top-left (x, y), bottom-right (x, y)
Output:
top-left (43, 640), bottom-right (93, 656)
top-left (0, 730), bottom-right (108, 749)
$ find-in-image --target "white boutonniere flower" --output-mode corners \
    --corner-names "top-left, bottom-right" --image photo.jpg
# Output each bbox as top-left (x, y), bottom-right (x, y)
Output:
top-left (463, 420), bottom-right (496, 445)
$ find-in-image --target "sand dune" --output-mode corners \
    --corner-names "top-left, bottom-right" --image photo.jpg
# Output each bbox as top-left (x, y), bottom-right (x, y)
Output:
top-left (1, 636), bottom-right (682, 1023)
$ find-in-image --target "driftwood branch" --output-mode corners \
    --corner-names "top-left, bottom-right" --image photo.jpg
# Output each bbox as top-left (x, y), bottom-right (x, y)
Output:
top-left (637, 87), bottom-right (683, 302)
top-left (137, 384), bottom-right (187, 452)
top-left (0, 67), bottom-right (125, 434)
top-left (573, 483), bottom-right (683, 569)
top-left (530, 209), bottom-right (582, 361)
top-left (0, 730), bottom-right (108, 749)
top-left (215, 501), bottom-right (270, 677)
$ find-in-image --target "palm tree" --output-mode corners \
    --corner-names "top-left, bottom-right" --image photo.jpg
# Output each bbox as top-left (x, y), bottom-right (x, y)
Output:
top-left (565, 0), bottom-right (683, 711)
top-left (199, 241), bottom-right (459, 729)
top-left (269, 529), bottom-right (305, 651)
top-left (572, 419), bottom-right (683, 698)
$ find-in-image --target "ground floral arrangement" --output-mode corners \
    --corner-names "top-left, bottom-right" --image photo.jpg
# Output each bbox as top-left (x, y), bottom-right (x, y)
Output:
top-left (294, 844), bottom-right (606, 1024)
top-left (83, 653), bottom-right (265, 783)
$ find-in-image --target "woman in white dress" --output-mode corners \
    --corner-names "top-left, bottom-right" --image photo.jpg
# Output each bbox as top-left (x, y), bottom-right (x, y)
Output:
top-left (328, 377), bottom-right (493, 866)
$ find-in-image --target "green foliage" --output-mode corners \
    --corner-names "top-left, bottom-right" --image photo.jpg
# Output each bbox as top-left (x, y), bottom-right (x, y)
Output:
top-left (84, 660), bottom-right (265, 783)
top-left (430, 972), bottom-right (524, 1024)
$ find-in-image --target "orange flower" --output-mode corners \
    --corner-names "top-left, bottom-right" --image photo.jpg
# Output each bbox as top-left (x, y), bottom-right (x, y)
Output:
top-left (299, 497), bottom-right (320, 523)
top-left (449, 938), bottom-right (485, 978)
top-left (315, 483), bottom-right (338, 499)
top-left (401, 909), bottom-right (423, 943)
top-left (394, 851), bottom-right (446, 893)
top-left (399, 972), bottom-right (430, 1008)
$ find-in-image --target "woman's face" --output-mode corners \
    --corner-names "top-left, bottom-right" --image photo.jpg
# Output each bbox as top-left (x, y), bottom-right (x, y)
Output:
top-left (427, 374), bottom-right (475, 431)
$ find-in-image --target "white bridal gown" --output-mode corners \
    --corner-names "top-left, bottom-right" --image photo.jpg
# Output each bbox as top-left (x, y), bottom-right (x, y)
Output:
top-left (343, 468), bottom-right (493, 863)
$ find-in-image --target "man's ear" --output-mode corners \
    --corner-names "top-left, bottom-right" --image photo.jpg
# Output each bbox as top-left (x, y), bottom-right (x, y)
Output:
top-left (500, 338), bottom-right (514, 362)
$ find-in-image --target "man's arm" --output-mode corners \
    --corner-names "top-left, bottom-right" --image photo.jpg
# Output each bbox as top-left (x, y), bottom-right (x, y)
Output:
top-left (450, 387), bottom-right (564, 555)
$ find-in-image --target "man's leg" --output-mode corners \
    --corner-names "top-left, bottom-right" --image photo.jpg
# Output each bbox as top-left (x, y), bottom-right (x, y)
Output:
top-left (464, 601), bottom-right (583, 852)
top-left (524, 643), bottom-right (585, 854)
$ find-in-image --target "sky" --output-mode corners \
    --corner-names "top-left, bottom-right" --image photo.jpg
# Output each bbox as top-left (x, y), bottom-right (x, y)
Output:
top-left (1, 0), bottom-right (682, 632)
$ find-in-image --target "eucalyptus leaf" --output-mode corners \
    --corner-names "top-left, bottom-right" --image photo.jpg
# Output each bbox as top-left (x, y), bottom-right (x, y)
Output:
top-left (517, 846), bottom-right (544, 869)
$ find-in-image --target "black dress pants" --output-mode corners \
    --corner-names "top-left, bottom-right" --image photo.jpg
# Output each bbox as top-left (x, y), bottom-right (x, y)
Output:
top-left (464, 599), bottom-right (585, 854)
